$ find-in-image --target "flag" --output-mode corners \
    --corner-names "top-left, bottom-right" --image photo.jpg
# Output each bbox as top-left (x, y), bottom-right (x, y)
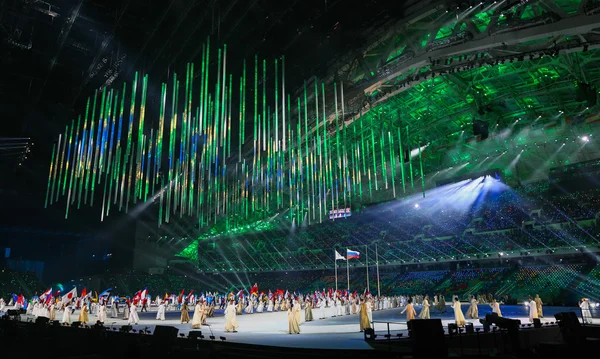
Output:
top-left (62, 288), bottom-right (77, 304)
top-left (81, 288), bottom-right (87, 298)
top-left (335, 250), bottom-right (346, 260)
top-left (98, 288), bottom-right (112, 298)
top-left (141, 287), bottom-right (148, 300)
top-left (40, 288), bottom-right (52, 300)
top-left (346, 249), bottom-right (360, 259)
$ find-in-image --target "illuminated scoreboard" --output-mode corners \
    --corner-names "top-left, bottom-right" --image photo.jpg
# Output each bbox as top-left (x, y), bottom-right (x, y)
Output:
top-left (329, 208), bottom-right (351, 220)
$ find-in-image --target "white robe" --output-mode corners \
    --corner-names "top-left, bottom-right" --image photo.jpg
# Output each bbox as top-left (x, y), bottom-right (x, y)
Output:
top-left (224, 304), bottom-right (238, 332)
top-left (491, 302), bottom-right (502, 317)
top-left (191, 304), bottom-right (203, 327)
top-left (453, 301), bottom-right (467, 326)
top-left (156, 303), bottom-right (166, 320)
top-left (127, 304), bottom-right (139, 325)
top-left (62, 306), bottom-right (71, 324)
top-left (580, 300), bottom-right (593, 324)
top-left (39, 305), bottom-right (49, 318)
top-left (257, 301), bottom-right (264, 313)
top-left (97, 305), bottom-right (106, 323)
top-left (528, 300), bottom-right (538, 322)
top-left (245, 300), bottom-right (254, 314)
top-left (328, 299), bottom-right (335, 318)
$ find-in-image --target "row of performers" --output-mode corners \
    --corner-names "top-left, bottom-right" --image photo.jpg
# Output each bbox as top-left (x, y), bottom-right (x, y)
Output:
top-left (393, 295), bottom-right (593, 326)
top-left (18, 296), bottom-right (300, 334)
top-left (168, 294), bottom-right (434, 314)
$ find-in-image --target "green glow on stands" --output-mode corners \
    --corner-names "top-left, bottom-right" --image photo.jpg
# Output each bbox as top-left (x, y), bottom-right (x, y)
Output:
top-left (472, 11), bottom-right (493, 33)
top-left (386, 44), bottom-right (406, 63)
top-left (435, 25), bottom-right (454, 40)
top-left (175, 240), bottom-right (198, 261)
top-left (555, 0), bottom-right (582, 15)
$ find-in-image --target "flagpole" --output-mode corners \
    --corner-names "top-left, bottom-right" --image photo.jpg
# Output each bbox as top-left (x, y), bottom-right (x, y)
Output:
top-left (346, 248), bottom-right (350, 292)
top-left (334, 249), bottom-right (338, 293)
top-left (376, 243), bottom-right (381, 297)
top-left (365, 245), bottom-right (369, 293)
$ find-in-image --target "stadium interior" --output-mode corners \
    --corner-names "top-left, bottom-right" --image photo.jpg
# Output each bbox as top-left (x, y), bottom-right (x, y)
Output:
top-left (1, 0), bottom-right (600, 357)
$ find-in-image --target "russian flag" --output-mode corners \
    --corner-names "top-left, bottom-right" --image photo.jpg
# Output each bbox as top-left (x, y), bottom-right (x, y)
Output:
top-left (346, 249), bottom-right (360, 259)
top-left (40, 288), bottom-right (52, 300)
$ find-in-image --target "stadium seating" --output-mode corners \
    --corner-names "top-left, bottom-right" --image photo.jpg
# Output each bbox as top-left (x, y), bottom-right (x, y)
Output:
top-left (99, 264), bottom-right (586, 306)
top-left (392, 270), bottom-right (450, 295)
top-left (188, 182), bottom-right (600, 272)
top-left (435, 267), bottom-right (510, 299)
top-left (496, 264), bottom-right (584, 305)
top-left (0, 267), bottom-right (45, 299)
top-left (576, 264), bottom-right (600, 301)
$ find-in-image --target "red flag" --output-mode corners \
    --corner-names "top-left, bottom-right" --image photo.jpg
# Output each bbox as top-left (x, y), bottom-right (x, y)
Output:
top-left (81, 288), bottom-right (87, 298)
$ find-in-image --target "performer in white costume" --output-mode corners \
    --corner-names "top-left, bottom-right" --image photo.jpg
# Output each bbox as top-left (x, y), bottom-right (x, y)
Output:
top-left (528, 296), bottom-right (538, 323)
top-left (127, 303), bottom-right (139, 325)
top-left (156, 301), bottom-right (166, 320)
top-left (224, 300), bottom-right (239, 333)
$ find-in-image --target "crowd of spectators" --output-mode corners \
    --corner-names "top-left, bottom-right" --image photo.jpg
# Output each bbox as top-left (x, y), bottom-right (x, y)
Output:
top-left (0, 267), bottom-right (45, 299)
top-left (391, 270), bottom-right (450, 295)
top-left (576, 264), bottom-right (600, 301)
top-left (193, 181), bottom-right (600, 271)
top-left (497, 264), bottom-right (584, 305)
top-left (435, 267), bottom-right (509, 298)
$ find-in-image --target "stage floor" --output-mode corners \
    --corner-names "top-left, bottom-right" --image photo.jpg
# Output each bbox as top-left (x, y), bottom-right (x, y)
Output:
top-left (5, 304), bottom-right (590, 349)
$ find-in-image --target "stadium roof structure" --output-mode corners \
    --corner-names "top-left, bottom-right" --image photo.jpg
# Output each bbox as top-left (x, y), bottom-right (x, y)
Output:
top-left (4, 0), bottom-right (600, 249)
top-left (155, 0), bottom-right (600, 244)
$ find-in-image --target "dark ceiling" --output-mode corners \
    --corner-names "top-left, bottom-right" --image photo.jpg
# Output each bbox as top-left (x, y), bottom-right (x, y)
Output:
top-left (0, 0), bottom-right (406, 216)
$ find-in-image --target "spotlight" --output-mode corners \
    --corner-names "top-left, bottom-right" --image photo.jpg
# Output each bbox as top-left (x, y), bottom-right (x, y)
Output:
top-left (414, 204), bottom-right (420, 208)
top-left (582, 136), bottom-right (589, 142)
